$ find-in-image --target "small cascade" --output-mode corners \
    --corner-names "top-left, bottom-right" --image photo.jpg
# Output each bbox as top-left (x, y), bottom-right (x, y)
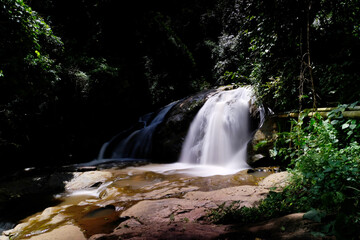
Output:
top-left (98, 101), bottom-right (177, 160)
top-left (179, 86), bottom-right (262, 170)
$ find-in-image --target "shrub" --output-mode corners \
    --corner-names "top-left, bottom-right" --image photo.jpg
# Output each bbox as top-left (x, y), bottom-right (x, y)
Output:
top-left (209, 104), bottom-right (360, 239)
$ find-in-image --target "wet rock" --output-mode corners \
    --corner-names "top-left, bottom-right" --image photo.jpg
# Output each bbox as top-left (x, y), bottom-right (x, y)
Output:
top-left (118, 173), bottom-right (288, 225)
top-left (120, 198), bottom-right (206, 223)
top-left (247, 166), bottom-right (280, 175)
top-left (0, 222), bottom-right (15, 235)
top-left (2, 169), bottom-right (290, 240)
top-left (0, 171), bottom-right (73, 231)
top-left (83, 205), bottom-right (116, 218)
top-left (65, 171), bottom-right (113, 191)
top-left (1, 206), bottom-right (69, 240)
top-left (258, 171), bottom-right (290, 190)
top-left (76, 166), bottom-right (98, 172)
top-left (27, 225), bottom-right (86, 240)
top-left (90, 221), bottom-right (228, 240)
top-left (248, 116), bottom-right (278, 167)
top-left (89, 172), bottom-right (291, 240)
top-left (184, 185), bottom-right (268, 206)
top-left (116, 217), bottom-right (142, 229)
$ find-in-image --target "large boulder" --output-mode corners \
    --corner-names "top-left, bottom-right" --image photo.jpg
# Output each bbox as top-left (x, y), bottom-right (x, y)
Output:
top-left (247, 116), bottom-right (278, 167)
top-left (247, 115), bottom-right (294, 168)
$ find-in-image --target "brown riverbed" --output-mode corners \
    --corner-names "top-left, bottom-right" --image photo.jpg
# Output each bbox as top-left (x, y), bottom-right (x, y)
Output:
top-left (2, 165), bottom-right (281, 239)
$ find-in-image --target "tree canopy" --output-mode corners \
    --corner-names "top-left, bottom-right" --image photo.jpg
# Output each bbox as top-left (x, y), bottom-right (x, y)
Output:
top-left (1, 0), bottom-right (360, 170)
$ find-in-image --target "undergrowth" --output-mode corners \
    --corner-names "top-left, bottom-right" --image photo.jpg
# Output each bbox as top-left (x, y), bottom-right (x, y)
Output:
top-left (207, 103), bottom-right (360, 239)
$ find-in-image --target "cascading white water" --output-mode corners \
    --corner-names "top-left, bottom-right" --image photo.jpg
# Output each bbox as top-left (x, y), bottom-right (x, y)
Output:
top-left (98, 101), bottom-right (178, 160)
top-left (91, 86), bottom-right (263, 176)
top-left (112, 101), bottom-right (177, 159)
top-left (179, 86), bottom-right (255, 169)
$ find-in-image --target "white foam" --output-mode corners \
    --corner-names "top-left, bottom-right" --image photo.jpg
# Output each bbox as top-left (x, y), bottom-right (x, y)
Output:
top-left (128, 163), bottom-right (248, 177)
top-left (179, 87), bottom-right (254, 169)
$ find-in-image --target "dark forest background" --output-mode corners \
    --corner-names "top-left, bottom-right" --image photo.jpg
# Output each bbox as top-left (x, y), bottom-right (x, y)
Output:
top-left (1, 0), bottom-right (360, 171)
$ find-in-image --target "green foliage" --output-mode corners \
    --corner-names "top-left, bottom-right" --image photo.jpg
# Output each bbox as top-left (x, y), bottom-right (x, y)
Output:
top-left (141, 10), bottom-right (203, 105)
top-left (1, 0), bottom-right (62, 72)
top-left (205, 0), bottom-right (360, 111)
top-left (272, 106), bottom-right (360, 237)
top-left (154, 12), bottom-right (196, 68)
top-left (0, 0), bottom-right (63, 103)
top-left (209, 105), bottom-right (360, 238)
top-left (303, 209), bottom-right (326, 223)
top-left (204, 0), bottom-right (304, 110)
top-left (1, 0), bottom-right (360, 172)
top-left (0, 0), bottom-right (64, 169)
top-left (207, 190), bottom-right (306, 225)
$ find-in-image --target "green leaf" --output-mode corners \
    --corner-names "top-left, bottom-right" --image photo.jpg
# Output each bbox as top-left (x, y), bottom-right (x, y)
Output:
top-left (330, 120), bottom-right (339, 125)
top-left (270, 148), bottom-right (277, 157)
top-left (303, 209), bottom-right (324, 223)
top-left (342, 123), bottom-right (349, 129)
top-left (300, 94), bottom-right (309, 100)
top-left (311, 231), bottom-right (327, 238)
top-left (349, 101), bottom-right (359, 108)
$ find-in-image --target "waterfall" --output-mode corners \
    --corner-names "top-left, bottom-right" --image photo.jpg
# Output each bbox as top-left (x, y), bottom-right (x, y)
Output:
top-left (98, 101), bottom-right (177, 160)
top-left (179, 86), bottom-right (258, 169)
top-left (92, 86), bottom-right (264, 176)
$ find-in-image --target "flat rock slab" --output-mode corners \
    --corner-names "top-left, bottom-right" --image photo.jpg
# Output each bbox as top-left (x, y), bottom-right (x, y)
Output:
top-left (118, 185), bottom-right (270, 223)
top-left (90, 221), bottom-right (228, 240)
top-left (120, 198), bottom-right (213, 223)
top-left (27, 225), bottom-right (86, 240)
top-left (119, 173), bottom-right (291, 224)
top-left (90, 172), bottom-right (291, 239)
top-left (91, 213), bottom-right (326, 240)
top-left (184, 185), bottom-right (269, 206)
top-left (2, 172), bottom-right (292, 240)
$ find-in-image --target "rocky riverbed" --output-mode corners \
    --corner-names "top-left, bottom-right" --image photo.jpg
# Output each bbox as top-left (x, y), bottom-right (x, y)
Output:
top-left (0, 164), bottom-right (302, 240)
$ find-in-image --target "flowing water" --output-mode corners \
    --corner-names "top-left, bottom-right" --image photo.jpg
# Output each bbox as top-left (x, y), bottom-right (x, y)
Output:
top-left (2, 87), bottom-right (269, 238)
top-left (85, 87), bottom-right (262, 176)
top-left (97, 101), bottom-right (177, 162)
top-left (92, 86), bottom-right (262, 177)
top-left (179, 86), bottom-right (258, 170)
top-left (8, 166), bottom-right (276, 239)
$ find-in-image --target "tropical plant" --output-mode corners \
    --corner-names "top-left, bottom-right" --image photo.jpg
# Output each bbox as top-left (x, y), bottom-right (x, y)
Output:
top-left (209, 105), bottom-right (360, 239)
top-left (0, 0), bottom-right (64, 169)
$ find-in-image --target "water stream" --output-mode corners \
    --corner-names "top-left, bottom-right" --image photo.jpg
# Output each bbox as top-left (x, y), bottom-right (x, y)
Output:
top-left (179, 86), bottom-right (259, 170)
top-left (96, 101), bottom-right (178, 162)
top-left (1, 87), bottom-right (268, 237)
top-left (87, 87), bottom-right (263, 176)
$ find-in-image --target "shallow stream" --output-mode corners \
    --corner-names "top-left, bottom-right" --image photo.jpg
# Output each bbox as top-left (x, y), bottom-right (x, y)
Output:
top-left (2, 163), bottom-right (278, 239)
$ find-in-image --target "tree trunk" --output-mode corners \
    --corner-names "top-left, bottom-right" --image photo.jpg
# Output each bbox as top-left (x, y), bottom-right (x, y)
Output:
top-left (307, 0), bottom-right (317, 110)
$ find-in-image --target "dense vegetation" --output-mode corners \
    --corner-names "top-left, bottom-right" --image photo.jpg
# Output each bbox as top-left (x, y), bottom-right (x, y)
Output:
top-left (1, 0), bottom-right (360, 237)
top-left (1, 0), bottom-right (360, 173)
top-left (208, 105), bottom-right (360, 238)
